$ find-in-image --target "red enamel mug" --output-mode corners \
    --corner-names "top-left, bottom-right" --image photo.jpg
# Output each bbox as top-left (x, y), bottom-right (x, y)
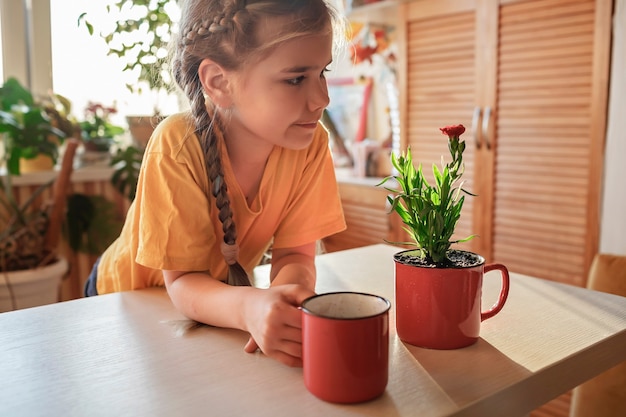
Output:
top-left (301, 292), bottom-right (391, 403)
top-left (395, 251), bottom-right (510, 349)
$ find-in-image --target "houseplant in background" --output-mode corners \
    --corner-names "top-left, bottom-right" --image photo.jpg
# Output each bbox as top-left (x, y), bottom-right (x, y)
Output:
top-left (378, 124), bottom-right (510, 349)
top-left (0, 77), bottom-right (80, 311)
top-left (0, 77), bottom-right (71, 174)
top-left (109, 144), bottom-right (143, 202)
top-left (0, 140), bottom-right (79, 312)
top-left (78, 101), bottom-right (125, 165)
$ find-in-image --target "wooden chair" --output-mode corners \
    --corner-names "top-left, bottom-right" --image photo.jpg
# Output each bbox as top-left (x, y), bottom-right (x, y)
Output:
top-left (569, 253), bottom-right (626, 417)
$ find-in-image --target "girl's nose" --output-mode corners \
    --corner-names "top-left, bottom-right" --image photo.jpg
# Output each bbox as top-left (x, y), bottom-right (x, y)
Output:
top-left (308, 79), bottom-right (330, 112)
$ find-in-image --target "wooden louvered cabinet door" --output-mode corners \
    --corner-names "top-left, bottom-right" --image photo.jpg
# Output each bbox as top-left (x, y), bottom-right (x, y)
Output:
top-left (401, 0), bottom-right (611, 288)
top-left (488, 0), bottom-right (611, 287)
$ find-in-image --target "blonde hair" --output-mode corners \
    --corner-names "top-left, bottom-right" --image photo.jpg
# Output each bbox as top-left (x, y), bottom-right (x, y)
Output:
top-left (170, 0), bottom-right (343, 285)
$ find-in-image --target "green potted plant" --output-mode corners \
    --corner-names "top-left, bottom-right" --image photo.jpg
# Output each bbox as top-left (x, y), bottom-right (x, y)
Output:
top-left (380, 124), bottom-right (476, 265)
top-left (0, 77), bottom-right (71, 174)
top-left (0, 142), bottom-right (80, 312)
top-left (78, 101), bottom-right (125, 157)
top-left (378, 124), bottom-right (510, 349)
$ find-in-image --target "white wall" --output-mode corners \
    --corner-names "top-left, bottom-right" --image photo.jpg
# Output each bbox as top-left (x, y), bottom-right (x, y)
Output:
top-left (599, 0), bottom-right (626, 256)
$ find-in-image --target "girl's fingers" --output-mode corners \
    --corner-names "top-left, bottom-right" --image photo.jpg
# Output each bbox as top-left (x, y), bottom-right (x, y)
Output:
top-left (244, 331), bottom-right (303, 363)
top-left (272, 351), bottom-right (303, 368)
top-left (278, 324), bottom-right (303, 345)
top-left (244, 336), bottom-right (259, 353)
top-left (266, 342), bottom-right (304, 368)
top-left (275, 339), bottom-right (303, 359)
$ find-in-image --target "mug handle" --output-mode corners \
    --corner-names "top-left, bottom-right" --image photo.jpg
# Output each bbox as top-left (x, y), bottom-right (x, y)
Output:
top-left (481, 263), bottom-right (510, 321)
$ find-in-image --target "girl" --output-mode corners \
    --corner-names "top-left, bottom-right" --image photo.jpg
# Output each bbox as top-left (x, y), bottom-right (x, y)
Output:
top-left (86, 0), bottom-right (347, 368)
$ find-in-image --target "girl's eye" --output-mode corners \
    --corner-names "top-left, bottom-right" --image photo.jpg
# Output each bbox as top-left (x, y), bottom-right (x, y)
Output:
top-left (286, 67), bottom-right (330, 86)
top-left (286, 76), bottom-right (305, 86)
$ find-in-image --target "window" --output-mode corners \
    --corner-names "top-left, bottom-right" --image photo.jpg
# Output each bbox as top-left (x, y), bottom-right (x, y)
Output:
top-left (0, 7), bottom-right (3, 81)
top-left (49, 0), bottom-right (180, 125)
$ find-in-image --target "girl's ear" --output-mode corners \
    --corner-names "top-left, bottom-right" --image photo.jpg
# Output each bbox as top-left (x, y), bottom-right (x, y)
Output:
top-left (198, 58), bottom-right (233, 108)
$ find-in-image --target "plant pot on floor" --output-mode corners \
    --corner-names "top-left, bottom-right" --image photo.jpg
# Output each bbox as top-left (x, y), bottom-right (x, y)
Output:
top-left (393, 249), bottom-right (510, 349)
top-left (0, 257), bottom-right (69, 312)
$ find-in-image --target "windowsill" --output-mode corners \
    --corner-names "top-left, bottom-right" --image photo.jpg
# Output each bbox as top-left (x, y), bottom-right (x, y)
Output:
top-left (1, 164), bottom-right (115, 186)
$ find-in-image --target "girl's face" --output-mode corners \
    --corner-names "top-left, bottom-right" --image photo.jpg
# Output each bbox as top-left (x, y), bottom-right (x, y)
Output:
top-left (224, 26), bottom-right (333, 152)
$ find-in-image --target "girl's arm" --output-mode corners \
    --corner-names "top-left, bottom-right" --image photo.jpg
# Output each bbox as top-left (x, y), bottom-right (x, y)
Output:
top-left (164, 270), bottom-right (258, 330)
top-left (163, 249), bottom-right (316, 367)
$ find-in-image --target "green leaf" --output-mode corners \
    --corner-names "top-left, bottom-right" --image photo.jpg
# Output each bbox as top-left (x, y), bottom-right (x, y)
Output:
top-left (433, 164), bottom-right (442, 188)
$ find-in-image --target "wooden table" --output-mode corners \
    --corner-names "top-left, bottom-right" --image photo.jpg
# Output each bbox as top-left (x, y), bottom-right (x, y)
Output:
top-left (1, 244), bottom-right (625, 417)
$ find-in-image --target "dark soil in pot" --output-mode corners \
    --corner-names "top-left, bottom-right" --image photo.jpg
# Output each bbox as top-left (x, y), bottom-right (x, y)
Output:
top-left (394, 249), bottom-right (484, 269)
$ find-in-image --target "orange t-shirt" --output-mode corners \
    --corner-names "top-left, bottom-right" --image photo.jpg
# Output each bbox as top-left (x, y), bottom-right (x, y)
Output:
top-left (96, 112), bottom-right (346, 294)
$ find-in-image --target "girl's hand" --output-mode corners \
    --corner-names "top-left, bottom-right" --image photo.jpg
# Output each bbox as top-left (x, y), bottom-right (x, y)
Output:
top-left (243, 284), bottom-right (315, 367)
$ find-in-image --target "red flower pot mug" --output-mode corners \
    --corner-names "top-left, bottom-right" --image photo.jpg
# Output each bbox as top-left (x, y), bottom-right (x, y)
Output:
top-left (394, 250), bottom-right (510, 349)
top-left (301, 292), bottom-right (391, 403)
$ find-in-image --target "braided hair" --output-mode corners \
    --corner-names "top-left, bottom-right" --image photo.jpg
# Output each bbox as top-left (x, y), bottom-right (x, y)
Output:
top-left (170, 0), bottom-right (341, 286)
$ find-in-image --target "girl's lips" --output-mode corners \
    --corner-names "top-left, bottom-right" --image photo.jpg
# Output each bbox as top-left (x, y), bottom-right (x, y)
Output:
top-left (296, 122), bottom-right (319, 129)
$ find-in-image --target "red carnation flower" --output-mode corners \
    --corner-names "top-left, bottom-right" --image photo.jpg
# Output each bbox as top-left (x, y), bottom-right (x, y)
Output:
top-left (439, 124), bottom-right (466, 138)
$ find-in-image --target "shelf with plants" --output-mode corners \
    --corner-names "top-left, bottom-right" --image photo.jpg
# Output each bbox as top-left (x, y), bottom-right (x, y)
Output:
top-left (0, 77), bottom-right (134, 307)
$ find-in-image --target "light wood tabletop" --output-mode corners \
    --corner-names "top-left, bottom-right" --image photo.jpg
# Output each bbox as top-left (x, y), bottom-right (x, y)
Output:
top-left (1, 244), bottom-right (625, 417)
